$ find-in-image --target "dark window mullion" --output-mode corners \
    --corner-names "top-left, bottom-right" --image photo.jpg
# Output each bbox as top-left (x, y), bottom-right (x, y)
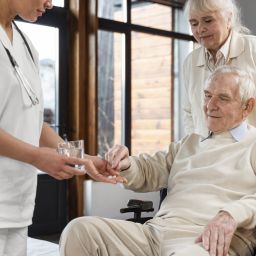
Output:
top-left (58, 19), bottom-right (69, 138)
top-left (170, 7), bottom-right (175, 140)
top-left (99, 18), bottom-right (194, 41)
top-left (64, 0), bottom-right (68, 8)
top-left (124, 30), bottom-right (132, 151)
top-left (127, 0), bottom-right (131, 24)
top-left (124, 0), bottom-right (131, 150)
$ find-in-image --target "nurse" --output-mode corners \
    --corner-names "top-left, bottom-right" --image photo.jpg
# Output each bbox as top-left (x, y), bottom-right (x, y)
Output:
top-left (0, 1), bottom-right (124, 255)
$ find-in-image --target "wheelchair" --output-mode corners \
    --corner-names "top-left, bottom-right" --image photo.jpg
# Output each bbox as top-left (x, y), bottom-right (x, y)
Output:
top-left (120, 188), bottom-right (256, 255)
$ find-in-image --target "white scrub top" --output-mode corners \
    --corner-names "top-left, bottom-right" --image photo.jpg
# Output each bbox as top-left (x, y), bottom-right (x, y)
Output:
top-left (0, 23), bottom-right (44, 228)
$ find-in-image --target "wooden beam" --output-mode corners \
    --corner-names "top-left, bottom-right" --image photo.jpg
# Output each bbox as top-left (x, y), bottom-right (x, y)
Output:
top-left (67, 0), bottom-right (97, 219)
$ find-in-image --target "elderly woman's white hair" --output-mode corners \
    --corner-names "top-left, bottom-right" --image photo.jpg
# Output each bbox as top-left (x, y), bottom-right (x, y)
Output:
top-left (184, 0), bottom-right (249, 34)
top-left (205, 66), bottom-right (256, 103)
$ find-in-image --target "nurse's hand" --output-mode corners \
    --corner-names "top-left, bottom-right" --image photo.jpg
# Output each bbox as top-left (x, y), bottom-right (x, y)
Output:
top-left (31, 147), bottom-right (84, 180)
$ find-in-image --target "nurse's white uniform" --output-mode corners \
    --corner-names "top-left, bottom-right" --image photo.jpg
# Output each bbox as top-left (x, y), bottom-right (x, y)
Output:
top-left (0, 23), bottom-right (44, 255)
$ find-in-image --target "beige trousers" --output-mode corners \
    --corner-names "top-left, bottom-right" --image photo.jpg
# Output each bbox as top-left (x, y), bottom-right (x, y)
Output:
top-left (59, 216), bottom-right (252, 256)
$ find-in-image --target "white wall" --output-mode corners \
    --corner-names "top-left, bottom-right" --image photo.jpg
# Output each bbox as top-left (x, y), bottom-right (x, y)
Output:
top-left (84, 180), bottom-right (160, 220)
top-left (236, 0), bottom-right (256, 35)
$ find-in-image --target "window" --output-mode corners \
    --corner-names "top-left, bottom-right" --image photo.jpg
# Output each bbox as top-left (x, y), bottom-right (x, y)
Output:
top-left (98, 31), bottom-right (124, 154)
top-left (17, 22), bottom-right (59, 127)
top-left (131, 1), bottom-right (172, 31)
top-left (131, 32), bottom-right (172, 155)
top-left (97, 0), bottom-right (193, 156)
top-left (98, 0), bottom-right (126, 22)
top-left (53, 0), bottom-right (65, 7)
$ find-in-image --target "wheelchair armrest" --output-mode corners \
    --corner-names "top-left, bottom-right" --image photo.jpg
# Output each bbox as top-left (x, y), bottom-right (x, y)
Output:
top-left (120, 199), bottom-right (154, 213)
top-left (120, 199), bottom-right (154, 224)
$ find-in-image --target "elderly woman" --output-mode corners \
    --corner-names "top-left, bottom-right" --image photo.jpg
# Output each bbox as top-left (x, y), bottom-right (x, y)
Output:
top-left (183, 0), bottom-right (256, 136)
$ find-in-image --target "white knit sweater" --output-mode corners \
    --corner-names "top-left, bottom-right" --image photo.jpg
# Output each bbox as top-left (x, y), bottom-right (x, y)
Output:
top-left (122, 125), bottom-right (256, 229)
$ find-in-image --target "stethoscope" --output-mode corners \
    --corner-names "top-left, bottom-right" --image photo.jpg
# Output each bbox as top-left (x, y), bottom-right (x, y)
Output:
top-left (1, 21), bottom-right (39, 106)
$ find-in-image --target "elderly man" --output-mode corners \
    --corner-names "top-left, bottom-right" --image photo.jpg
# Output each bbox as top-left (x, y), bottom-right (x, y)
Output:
top-left (60, 66), bottom-right (256, 256)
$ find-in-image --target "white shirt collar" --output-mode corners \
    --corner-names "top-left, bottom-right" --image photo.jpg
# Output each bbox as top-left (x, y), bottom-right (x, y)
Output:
top-left (205, 30), bottom-right (232, 61)
top-left (229, 121), bottom-right (248, 141)
top-left (202, 121), bottom-right (248, 142)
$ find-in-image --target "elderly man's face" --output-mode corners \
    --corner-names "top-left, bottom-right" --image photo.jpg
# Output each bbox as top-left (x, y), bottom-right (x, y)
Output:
top-left (203, 73), bottom-right (246, 133)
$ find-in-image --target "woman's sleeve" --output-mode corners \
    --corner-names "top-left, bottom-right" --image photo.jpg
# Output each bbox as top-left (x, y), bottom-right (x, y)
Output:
top-left (182, 56), bottom-right (194, 134)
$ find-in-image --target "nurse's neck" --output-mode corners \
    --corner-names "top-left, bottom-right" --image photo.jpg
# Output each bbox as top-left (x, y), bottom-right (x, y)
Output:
top-left (0, 1), bottom-right (15, 43)
top-left (0, 21), bottom-right (13, 43)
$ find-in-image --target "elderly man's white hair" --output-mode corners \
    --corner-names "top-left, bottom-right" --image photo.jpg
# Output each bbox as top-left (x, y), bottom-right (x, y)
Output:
top-left (184, 0), bottom-right (249, 34)
top-left (205, 66), bottom-right (256, 103)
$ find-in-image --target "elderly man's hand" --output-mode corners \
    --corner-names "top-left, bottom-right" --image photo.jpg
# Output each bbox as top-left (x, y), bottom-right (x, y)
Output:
top-left (83, 155), bottom-right (127, 184)
top-left (195, 211), bottom-right (237, 256)
top-left (105, 145), bottom-right (131, 172)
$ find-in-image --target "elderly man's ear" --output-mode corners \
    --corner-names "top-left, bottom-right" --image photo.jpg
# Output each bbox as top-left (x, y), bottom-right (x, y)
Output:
top-left (242, 98), bottom-right (255, 118)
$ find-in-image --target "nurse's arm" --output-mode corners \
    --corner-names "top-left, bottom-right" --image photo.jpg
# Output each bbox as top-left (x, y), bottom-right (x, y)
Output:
top-left (0, 127), bottom-right (82, 179)
top-left (39, 122), bottom-right (126, 184)
top-left (0, 127), bottom-right (39, 164)
top-left (39, 122), bottom-right (64, 148)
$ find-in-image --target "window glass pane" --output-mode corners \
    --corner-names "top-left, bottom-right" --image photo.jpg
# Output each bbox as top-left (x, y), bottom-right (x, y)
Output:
top-left (98, 0), bottom-right (126, 22)
top-left (132, 1), bottom-right (172, 31)
top-left (17, 22), bottom-right (59, 128)
top-left (98, 31), bottom-right (124, 156)
top-left (173, 38), bottom-right (193, 140)
top-left (174, 8), bottom-right (192, 35)
top-left (131, 32), bottom-right (172, 155)
top-left (52, 0), bottom-right (64, 7)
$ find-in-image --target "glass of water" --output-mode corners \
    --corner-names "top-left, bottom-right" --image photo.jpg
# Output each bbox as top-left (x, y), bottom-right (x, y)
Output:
top-left (57, 140), bottom-right (85, 171)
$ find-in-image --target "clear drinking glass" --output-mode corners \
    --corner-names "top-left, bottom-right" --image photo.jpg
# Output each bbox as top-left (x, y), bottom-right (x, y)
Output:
top-left (57, 140), bottom-right (85, 171)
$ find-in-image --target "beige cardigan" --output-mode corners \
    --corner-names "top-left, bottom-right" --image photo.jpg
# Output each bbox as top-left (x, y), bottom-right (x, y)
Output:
top-left (122, 126), bottom-right (256, 230)
top-left (183, 31), bottom-right (256, 136)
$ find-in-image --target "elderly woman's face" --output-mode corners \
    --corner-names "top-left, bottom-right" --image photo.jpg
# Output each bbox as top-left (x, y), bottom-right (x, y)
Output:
top-left (189, 11), bottom-right (231, 55)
